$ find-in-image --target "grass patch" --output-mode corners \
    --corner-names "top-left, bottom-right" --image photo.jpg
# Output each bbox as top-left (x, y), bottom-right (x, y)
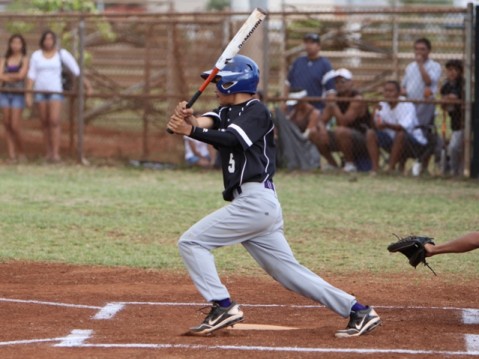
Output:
top-left (0, 165), bottom-right (477, 276)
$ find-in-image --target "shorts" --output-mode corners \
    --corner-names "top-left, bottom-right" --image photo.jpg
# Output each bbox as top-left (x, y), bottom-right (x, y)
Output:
top-left (327, 128), bottom-right (368, 150)
top-left (34, 93), bottom-right (64, 102)
top-left (330, 128), bottom-right (371, 171)
top-left (186, 155), bottom-right (211, 165)
top-left (0, 93), bottom-right (25, 109)
top-left (404, 134), bottom-right (428, 159)
top-left (326, 130), bottom-right (340, 151)
top-left (375, 130), bottom-right (394, 151)
top-left (376, 129), bottom-right (428, 160)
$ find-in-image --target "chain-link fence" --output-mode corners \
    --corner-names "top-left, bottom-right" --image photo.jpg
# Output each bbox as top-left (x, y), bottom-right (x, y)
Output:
top-left (0, 6), bottom-right (474, 176)
top-left (271, 7), bottom-right (473, 177)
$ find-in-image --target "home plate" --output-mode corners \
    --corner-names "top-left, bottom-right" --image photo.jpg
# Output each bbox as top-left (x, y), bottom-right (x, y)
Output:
top-left (228, 323), bottom-right (298, 331)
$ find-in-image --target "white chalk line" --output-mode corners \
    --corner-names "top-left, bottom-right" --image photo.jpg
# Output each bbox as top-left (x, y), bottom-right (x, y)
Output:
top-left (0, 330), bottom-right (93, 348)
top-left (0, 297), bottom-right (100, 310)
top-left (1, 332), bottom-right (478, 356)
top-left (54, 329), bottom-right (93, 347)
top-left (51, 341), bottom-right (479, 356)
top-left (91, 301), bottom-right (479, 321)
top-left (466, 335), bottom-right (479, 352)
top-left (464, 309), bottom-right (479, 325)
top-left (93, 303), bottom-right (125, 320)
top-left (2, 297), bottom-right (478, 313)
top-left (107, 301), bottom-right (479, 312)
top-left (2, 297), bottom-right (479, 355)
top-left (1, 335), bottom-right (478, 356)
top-left (0, 338), bottom-right (62, 346)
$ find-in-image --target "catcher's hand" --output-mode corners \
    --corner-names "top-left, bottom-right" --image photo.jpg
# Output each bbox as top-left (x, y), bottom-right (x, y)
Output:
top-left (387, 235), bottom-right (437, 275)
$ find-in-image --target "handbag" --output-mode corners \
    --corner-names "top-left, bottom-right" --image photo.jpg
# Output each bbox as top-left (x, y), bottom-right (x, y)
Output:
top-left (59, 49), bottom-right (74, 91)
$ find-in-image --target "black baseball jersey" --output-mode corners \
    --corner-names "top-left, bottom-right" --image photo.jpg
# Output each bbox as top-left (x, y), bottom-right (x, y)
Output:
top-left (203, 99), bottom-right (276, 201)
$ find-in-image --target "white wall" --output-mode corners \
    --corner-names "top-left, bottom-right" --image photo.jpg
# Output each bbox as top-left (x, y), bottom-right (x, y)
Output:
top-left (171, 0), bottom-right (209, 12)
top-left (170, 0), bottom-right (474, 12)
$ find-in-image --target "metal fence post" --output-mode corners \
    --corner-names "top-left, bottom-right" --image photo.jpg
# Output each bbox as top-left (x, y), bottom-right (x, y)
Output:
top-left (77, 15), bottom-right (86, 164)
top-left (471, 4), bottom-right (479, 178)
top-left (392, 7), bottom-right (399, 81)
top-left (142, 24), bottom-right (153, 159)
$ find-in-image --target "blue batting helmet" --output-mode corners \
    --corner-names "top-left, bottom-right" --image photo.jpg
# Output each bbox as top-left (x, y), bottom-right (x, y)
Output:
top-left (201, 55), bottom-right (260, 95)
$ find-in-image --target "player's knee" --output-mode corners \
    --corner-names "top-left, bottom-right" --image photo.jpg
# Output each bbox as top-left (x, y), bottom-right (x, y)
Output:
top-left (178, 234), bottom-right (195, 255)
top-left (177, 235), bottom-right (188, 249)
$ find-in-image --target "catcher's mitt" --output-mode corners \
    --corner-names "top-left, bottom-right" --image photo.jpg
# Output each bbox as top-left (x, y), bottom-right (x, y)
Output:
top-left (387, 234), bottom-right (437, 275)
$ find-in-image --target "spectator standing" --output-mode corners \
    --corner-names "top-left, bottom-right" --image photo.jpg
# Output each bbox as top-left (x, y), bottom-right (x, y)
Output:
top-left (284, 33), bottom-right (335, 111)
top-left (26, 30), bottom-right (92, 163)
top-left (0, 34), bottom-right (29, 164)
top-left (440, 59), bottom-right (464, 176)
top-left (315, 69), bottom-right (372, 172)
top-left (366, 81), bottom-right (428, 174)
top-left (184, 136), bottom-right (215, 168)
top-left (401, 38), bottom-right (441, 170)
top-left (401, 38), bottom-right (442, 127)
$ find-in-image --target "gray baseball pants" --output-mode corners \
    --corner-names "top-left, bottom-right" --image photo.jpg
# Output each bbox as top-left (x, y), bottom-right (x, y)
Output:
top-left (178, 182), bottom-right (356, 318)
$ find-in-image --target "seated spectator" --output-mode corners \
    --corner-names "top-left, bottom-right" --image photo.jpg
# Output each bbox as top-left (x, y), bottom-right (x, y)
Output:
top-left (440, 59), bottom-right (464, 176)
top-left (312, 68), bottom-right (372, 172)
top-left (285, 88), bottom-right (322, 136)
top-left (271, 88), bottom-right (321, 171)
top-left (184, 136), bottom-right (214, 168)
top-left (366, 81), bottom-right (428, 174)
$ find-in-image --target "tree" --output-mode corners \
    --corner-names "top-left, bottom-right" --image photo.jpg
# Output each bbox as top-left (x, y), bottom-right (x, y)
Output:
top-left (7, 0), bottom-right (116, 45)
top-left (206, 0), bottom-right (230, 11)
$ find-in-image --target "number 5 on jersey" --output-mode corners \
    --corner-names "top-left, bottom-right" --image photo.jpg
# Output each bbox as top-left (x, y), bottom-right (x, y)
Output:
top-left (228, 153), bottom-right (235, 173)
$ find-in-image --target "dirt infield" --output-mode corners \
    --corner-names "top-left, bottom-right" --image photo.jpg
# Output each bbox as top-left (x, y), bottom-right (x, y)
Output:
top-left (1, 261), bottom-right (478, 358)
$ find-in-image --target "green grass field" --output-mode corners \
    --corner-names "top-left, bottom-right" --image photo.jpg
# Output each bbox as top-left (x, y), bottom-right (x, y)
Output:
top-left (0, 164), bottom-right (477, 276)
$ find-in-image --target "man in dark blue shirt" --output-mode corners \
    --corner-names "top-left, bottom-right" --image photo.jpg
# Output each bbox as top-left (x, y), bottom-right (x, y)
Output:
top-left (285, 33), bottom-right (335, 111)
top-left (167, 55), bottom-right (380, 338)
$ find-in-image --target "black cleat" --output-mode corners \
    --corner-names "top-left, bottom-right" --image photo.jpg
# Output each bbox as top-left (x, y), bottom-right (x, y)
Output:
top-left (189, 301), bottom-right (244, 336)
top-left (335, 307), bottom-right (381, 338)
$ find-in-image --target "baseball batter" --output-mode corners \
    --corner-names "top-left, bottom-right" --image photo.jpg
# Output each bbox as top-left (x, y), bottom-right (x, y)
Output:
top-left (167, 55), bottom-right (381, 337)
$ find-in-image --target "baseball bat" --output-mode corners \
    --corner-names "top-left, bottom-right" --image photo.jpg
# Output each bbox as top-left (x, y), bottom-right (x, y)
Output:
top-left (167, 8), bottom-right (267, 134)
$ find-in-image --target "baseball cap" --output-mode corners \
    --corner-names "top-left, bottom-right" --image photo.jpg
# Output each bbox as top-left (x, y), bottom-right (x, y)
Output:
top-left (321, 68), bottom-right (353, 86)
top-left (332, 68), bottom-right (353, 80)
top-left (286, 89), bottom-right (308, 106)
top-left (303, 33), bottom-right (320, 43)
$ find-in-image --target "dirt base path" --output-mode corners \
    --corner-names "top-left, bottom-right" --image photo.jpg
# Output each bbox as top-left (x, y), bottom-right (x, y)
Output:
top-left (0, 261), bottom-right (478, 358)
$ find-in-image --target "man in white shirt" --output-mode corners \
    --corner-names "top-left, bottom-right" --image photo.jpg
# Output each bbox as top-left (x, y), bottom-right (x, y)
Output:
top-left (401, 38), bottom-right (442, 172)
top-left (401, 38), bottom-right (441, 127)
top-left (366, 81), bottom-right (428, 174)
